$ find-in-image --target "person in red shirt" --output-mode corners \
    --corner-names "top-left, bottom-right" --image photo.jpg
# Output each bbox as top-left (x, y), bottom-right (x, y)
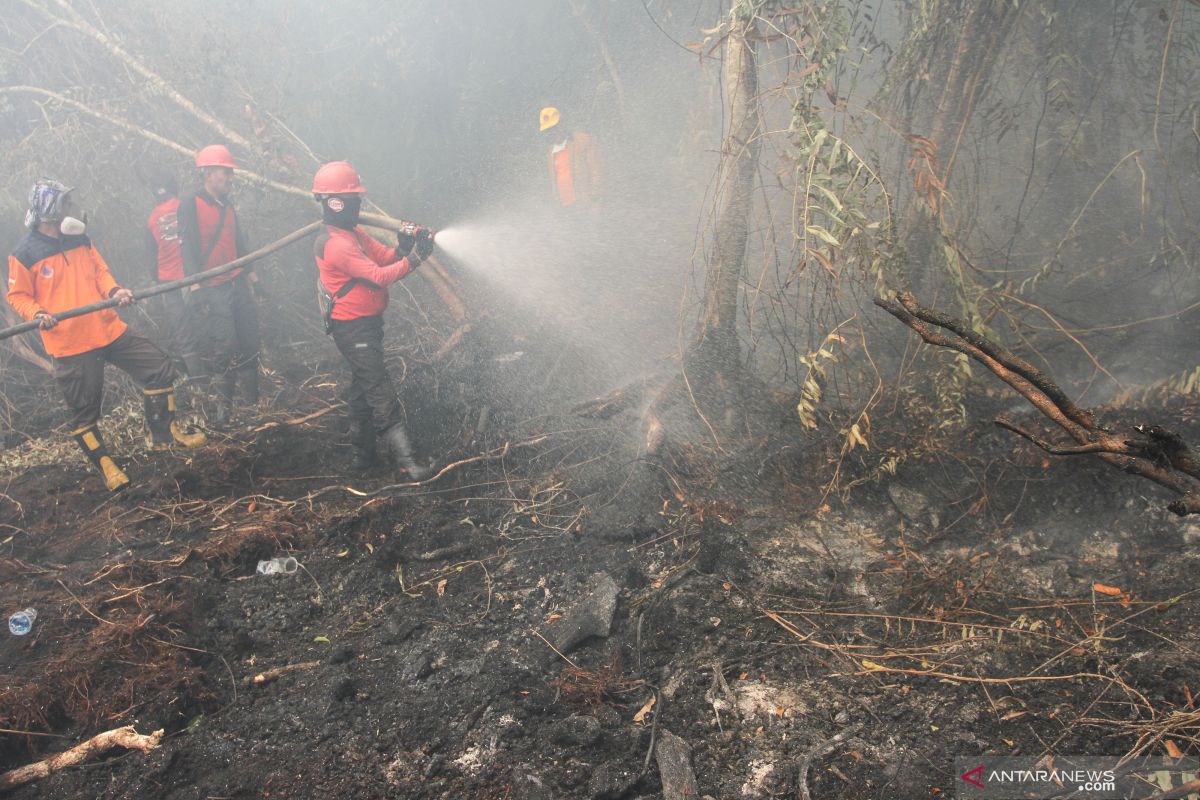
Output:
top-left (311, 160), bottom-right (434, 478)
top-left (7, 179), bottom-right (206, 491)
top-left (145, 173), bottom-right (200, 378)
top-left (177, 144), bottom-right (261, 427)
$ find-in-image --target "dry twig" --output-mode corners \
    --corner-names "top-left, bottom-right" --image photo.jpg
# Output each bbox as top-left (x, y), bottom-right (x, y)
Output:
top-left (0, 725), bottom-right (162, 792)
top-left (247, 660), bottom-right (321, 687)
top-left (798, 722), bottom-right (863, 800)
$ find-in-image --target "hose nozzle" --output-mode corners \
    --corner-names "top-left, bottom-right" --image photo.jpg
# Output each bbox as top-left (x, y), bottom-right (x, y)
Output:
top-left (398, 221), bottom-right (436, 242)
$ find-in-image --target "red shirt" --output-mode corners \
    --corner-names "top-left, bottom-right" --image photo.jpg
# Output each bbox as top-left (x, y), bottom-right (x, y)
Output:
top-left (147, 197), bottom-right (184, 281)
top-left (178, 190), bottom-right (245, 287)
top-left (315, 225), bottom-right (414, 321)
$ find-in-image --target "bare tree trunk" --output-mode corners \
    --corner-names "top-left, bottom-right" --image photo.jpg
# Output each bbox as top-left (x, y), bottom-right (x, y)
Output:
top-left (685, 4), bottom-right (761, 431)
top-left (899, 2), bottom-right (1021, 293)
top-left (567, 0), bottom-right (628, 123)
top-left (928, 2), bottom-right (1020, 187)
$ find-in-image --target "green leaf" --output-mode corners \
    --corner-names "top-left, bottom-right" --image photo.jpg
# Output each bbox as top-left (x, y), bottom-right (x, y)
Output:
top-left (812, 183), bottom-right (844, 212)
top-left (810, 129), bottom-right (828, 156)
top-left (313, 635), bottom-right (330, 643)
top-left (827, 139), bottom-right (843, 170)
top-left (806, 226), bottom-right (841, 247)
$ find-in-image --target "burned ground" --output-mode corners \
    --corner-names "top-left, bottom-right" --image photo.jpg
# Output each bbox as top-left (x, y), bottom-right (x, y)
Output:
top-left (1, 325), bottom-right (1198, 800)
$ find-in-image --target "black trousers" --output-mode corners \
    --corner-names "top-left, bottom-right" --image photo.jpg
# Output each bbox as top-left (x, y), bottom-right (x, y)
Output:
top-left (157, 287), bottom-right (199, 363)
top-left (329, 315), bottom-right (403, 435)
top-left (53, 331), bottom-right (176, 430)
top-left (196, 274), bottom-right (260, 395)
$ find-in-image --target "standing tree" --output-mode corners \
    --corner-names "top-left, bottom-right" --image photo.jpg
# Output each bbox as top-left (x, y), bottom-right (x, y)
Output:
top-left (685, 2), bottom-right (762, 436)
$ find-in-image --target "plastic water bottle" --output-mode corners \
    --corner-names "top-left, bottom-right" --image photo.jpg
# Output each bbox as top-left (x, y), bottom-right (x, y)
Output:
top-left (8, 608), bottom-right (37, 636)
top-left (256, 557), bottom-right (298, 576)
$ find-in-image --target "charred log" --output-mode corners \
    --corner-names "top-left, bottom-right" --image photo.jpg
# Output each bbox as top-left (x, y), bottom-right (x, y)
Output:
top-left (876, 290), bottom-right (1200, 516)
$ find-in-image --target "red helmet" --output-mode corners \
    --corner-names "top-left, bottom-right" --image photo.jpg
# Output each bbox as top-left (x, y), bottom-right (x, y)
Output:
top-left (312, 161), bottom-right (366, 195)
top-left (195, 144), bottom-right (237, 169)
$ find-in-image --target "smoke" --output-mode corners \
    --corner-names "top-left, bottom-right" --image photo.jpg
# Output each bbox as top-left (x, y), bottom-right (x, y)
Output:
top-left (435, 182), bottom-right (703, 389)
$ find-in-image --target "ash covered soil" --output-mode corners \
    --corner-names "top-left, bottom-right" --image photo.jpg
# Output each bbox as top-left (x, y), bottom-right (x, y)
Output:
top-left (2, 331), bottom-right (1199, 800)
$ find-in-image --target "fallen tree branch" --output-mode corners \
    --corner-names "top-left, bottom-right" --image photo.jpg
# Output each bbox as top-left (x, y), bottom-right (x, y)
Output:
top-left (1146, 776), bottom-right (1200, 800)
top-left (994, 418), bottom-right (1121, 455)
top-left (875, 291), bottom-right (1200, 515)
top-left (797, 722), bottom-right (863, 800)
top-left (0, 84), bottom-right (312, 200)
top-left (0, 725), bottom-right (163, 792)
top-left (410, 542), bottom-right (473, 563)
top-left (845, 663), bottom-right (1153, 714)
top-left (300, 435), bottom-right (550, 503)
top-left (250, 403), bottom-right (343, 433)
top-left (21, 0), bottom-right (257, 153)
top-left (571, 376), bottom-right (653, 419)
top-left (247, 660), bottom-right (320, 687)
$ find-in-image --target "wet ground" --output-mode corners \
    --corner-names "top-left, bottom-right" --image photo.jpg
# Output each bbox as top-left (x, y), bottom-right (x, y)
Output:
top-left (1, 341), bottom-right (1199, 799)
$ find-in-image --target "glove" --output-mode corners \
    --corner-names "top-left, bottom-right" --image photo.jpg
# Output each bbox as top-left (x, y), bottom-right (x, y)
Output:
top-left (396, 231), bottom-right (416, 257)
top-left (413, 230), bottom-right (435, 264)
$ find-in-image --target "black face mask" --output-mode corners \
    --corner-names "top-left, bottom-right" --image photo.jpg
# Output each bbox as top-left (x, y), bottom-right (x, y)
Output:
top-left (322, 195), bottom-right (362, 229)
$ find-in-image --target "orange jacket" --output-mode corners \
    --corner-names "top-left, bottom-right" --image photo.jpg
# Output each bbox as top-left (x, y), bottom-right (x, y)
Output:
top-left (7, 231), bottom-right (127, 357)
top-left (548, 131), bottom-right (601, 206)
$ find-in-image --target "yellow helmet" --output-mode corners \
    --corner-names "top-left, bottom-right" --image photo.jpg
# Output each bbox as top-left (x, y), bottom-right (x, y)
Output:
top-left (539, 106), bottom-right (561, 132)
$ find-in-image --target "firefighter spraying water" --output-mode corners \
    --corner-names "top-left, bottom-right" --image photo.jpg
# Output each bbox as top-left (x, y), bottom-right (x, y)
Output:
top-left (311, 160), bottom-right (437, 480)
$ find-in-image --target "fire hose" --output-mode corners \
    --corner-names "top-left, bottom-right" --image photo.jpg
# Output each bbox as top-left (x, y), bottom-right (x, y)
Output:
top-left (0, 213), bottom-right (425, 343)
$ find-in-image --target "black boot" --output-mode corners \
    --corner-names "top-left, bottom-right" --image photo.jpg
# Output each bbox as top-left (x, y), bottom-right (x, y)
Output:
top-left (347, 419), bottom-right (377, 472)
top-left (71, 424), bottom-right (130, 491)
top-left (381, 424), bottom-right (433, 481)
top-left (239, 363), bottom-right (260, 407)
top-left (208, 372), bottom-right (236, 429)
top-left (144, 388), bottom-right (208, 449)
top-left (182, 352), bottom-right (206, 382)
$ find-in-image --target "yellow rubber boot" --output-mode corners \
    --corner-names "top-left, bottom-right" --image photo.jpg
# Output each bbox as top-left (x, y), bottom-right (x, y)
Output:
top-left (169, 420), bottom-right (207, 448)
top-left (97, 455), bottom-right (131, 491)
top-left (144, 388), bottom-right (207, 449)
top-left (71, 424), bottom-right (131, 491)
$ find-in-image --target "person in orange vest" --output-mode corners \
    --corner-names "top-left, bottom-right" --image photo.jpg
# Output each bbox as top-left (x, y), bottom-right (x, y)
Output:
top-left (540, 106), bottom-right (601, 208)
top-left (178, 144), bottom-right (262, 427)
top-left (145, 173), bottom-right (201, 378)
top-left (311, 161), bottom-right (434, 479)
top-left (6, 179), bottom-right (206, 491)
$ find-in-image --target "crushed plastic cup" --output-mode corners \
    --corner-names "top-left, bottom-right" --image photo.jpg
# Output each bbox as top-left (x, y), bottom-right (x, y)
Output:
top-left (256, 557), bottom-right (299, 576)
top-left (8, 608), bottom-right (37, 636)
